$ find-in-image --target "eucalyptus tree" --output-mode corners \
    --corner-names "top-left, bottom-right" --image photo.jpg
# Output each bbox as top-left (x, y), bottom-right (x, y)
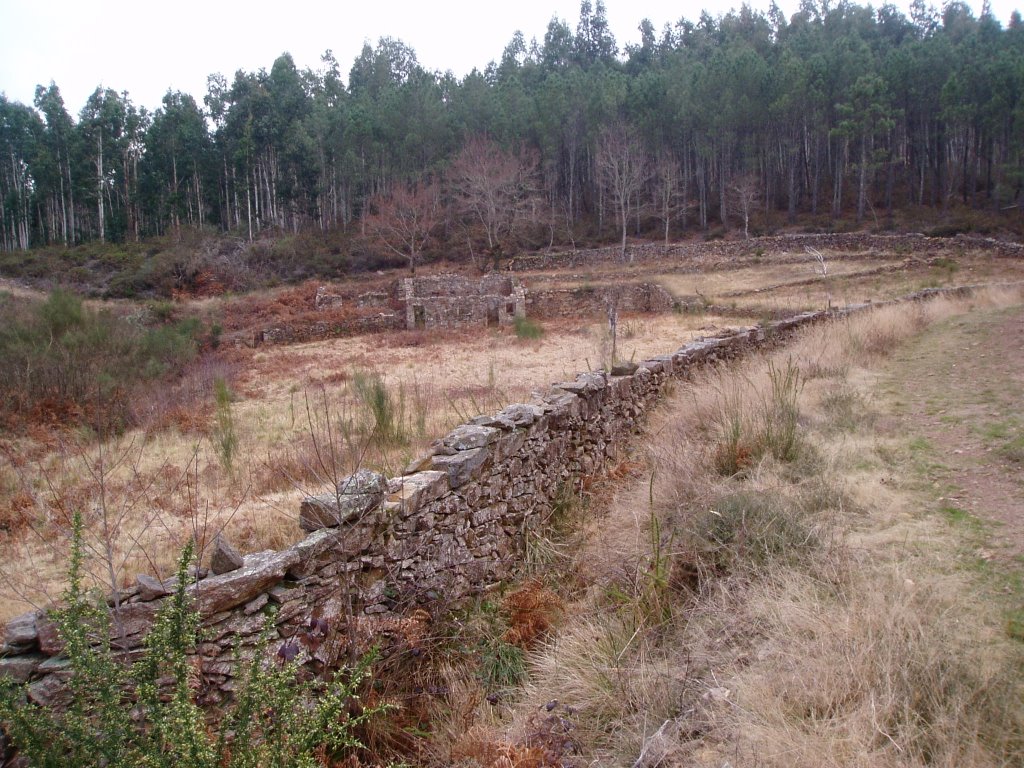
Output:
top-left (78, 88), bottom-right (142, 242)
top-left (0, 96), bottom-right (42, 250)
top-left (142, 91), bottom-right (212, 234)
top-left (33, 84), bottom-right (78, 244)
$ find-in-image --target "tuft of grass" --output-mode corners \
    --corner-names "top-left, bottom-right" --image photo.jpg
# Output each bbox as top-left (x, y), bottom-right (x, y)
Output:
top-left (211, 377), bottom-right (237, 474)
top-left (758, 358), bottom-right (803, 463)
top-left (710, 358), bottom-right (804, 476)
top-left (352, 369), bottom-right (407, 448)
top-left (479, 640), bottom-right (527, 691)
top-left (711, 382), bottom-right (755, 477)
top-left (691, 492), bottom-right (819, 573)
top-left (512, 316), bottom-right (544, 340)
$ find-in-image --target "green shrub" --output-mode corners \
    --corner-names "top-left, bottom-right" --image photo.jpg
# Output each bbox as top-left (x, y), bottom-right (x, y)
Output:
top-left (352, 370), bottom-right (407, 447)
top-left (513, 317), bottom-right (544, 340)
top-left (0, 290), bottom-right (201, 431)
top-left (0, 512), bottom-right (389, 767)
top-left (212, 378), bottom-right (238, 473)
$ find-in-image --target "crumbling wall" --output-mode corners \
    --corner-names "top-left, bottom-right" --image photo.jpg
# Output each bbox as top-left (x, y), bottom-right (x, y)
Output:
top-left (529, 282), bottom-right (676, 319)
top-left (401, 274), bottom-right (526, 330)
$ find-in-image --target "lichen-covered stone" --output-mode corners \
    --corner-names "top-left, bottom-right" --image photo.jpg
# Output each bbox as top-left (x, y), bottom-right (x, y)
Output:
top-left (433, 424), bottom-right (500, 454)
top-left (27, 673), bottom-right (72, 707)
top-left (555, 372), bottom-right (607, 394)
top-left (287, 527), bottom-right (347, 578)
top-left (299, 470), bottom-right (387, 532)
top-left (3, 611), bottom-right (39, 651)
top-left (432, 447), bottom-right (489, 488)
top-left (476, 403), bottom-right (545, 430)
top-left (388, 470), bottom-right (449, 515)
top-left (0, 654), bottom-right (43, 683)
top-left (136, 573), bottom-right (171, 601)
top-left (188, 549), bottom-right (299, 615)
top-left (210, 535), bottom-right (245, 575)
top-left (34, 615), bottom-right (63, 656)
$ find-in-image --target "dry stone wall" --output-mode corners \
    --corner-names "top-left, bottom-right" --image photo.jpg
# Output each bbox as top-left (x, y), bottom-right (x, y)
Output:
top-left (2, 290), bottom-right (959, 709)
top-left (528, 282), bottom-right (676, 319)
top-left (509, 232), bottom-right (1023, 271)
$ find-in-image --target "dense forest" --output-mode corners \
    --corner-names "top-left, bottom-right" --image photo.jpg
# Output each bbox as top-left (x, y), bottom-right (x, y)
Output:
top-left (2, 0), bottom-right (1023, 261)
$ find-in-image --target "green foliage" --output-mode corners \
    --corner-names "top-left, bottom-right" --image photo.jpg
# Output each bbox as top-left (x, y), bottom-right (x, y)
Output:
top-left (0, 290), bottom-right (201, 430)
top-left (352, 370), bottom-right (407, 448)
top-left (0, 512), bottom-right (388, 768)
top-left (212, 377), bottom-right (238, 473)
top-left (479, 640), bottom-right (527, 691)
top-left (513, 317), bottom-right (544, 340)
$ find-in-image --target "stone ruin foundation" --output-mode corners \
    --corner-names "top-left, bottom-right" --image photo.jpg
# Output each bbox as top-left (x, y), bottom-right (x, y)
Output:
top-left (400, 273), bottom-right (527, 330)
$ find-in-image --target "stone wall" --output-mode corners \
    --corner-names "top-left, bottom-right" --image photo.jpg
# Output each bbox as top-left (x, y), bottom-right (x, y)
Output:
top-left (1, 288), bottom-right (971, 711)
top-left (508, 232), bottom-right (1024, 271)
top-left (528, 282), bottom-right (676, 319)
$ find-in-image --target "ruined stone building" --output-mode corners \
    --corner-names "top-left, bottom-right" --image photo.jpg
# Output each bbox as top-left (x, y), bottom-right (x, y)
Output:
top-left (400, 274), bottom-right (527, 330)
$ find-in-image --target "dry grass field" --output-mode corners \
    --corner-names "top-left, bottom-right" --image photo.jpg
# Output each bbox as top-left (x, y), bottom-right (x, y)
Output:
top-left (0, 300), bottom-right (753, 621)
top-left (443, 286), bottom-right (1024, 767)
top-left (2, 243), bottom-right (1023, 765)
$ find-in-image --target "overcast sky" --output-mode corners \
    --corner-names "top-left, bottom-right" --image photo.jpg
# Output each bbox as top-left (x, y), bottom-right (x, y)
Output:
top-left (1, 0), bottom-right (1019, 115)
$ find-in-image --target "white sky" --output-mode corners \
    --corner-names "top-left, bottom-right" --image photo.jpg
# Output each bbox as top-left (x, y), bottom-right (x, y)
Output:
top-left (0, 0), bottom-right (1020, 116)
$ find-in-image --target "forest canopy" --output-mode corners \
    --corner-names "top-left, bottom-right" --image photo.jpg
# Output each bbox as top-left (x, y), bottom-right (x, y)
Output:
top-left (1, 0), bottom-right (1023, 256)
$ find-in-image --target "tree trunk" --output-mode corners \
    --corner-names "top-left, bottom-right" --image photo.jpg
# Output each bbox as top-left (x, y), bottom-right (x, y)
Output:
top-left (96, 133), bottom-right (105, 243)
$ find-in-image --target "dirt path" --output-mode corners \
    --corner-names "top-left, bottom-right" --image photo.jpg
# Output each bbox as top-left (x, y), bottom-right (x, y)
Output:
top-left (886, 303), bottom-right (1024, 564)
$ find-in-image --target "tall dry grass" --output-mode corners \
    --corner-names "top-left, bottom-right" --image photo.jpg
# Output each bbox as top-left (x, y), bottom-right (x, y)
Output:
top-left (498, 286), bottom-right (1024, 767)
top-left (0, 310), bottom-right (734, 622)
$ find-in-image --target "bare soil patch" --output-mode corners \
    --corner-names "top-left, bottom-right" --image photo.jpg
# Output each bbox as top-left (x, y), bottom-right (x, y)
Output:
top-left (885, 303), bottom-right (1024, 563)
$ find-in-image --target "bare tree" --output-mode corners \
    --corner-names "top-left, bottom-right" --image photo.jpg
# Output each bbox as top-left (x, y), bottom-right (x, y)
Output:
top-left (651, 150), bottom-right (684, 250)
top-left (448, 136), bottom-right (539, 271)
top-left (730, 173), bottom-right (760, 239)
top-left (597, 122), bottom-right (649, 261)
top-left (363, 180), bottom-right (441, 275)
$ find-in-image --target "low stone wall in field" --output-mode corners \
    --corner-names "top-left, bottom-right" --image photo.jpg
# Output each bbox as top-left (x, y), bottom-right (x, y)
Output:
top-left (508, 232), bottom-right (1024, 271)
top-left (5, 285), bottom-right (991, 714)
top-left (0, 305), bottom-right (836, 708)
top-left (528, 281), bottom-right (676, 319)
